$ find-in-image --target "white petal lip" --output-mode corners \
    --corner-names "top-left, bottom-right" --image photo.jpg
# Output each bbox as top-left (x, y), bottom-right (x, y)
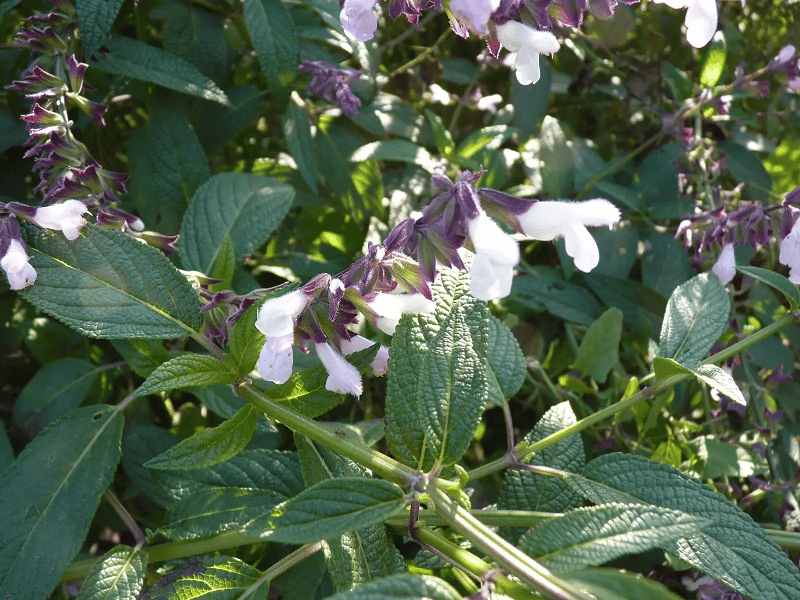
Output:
top-left (652, 0), bottom-right (718, 48)
top-left (258, 334), bottom-right (294, 384)
top-left (467, 211), bottom-right (519, 300)
top-left (469, 251), bottom-right (514, 300)
top-left (32, 200), bottom-right (88, 240)
top-left (315, 342), bottom-right (363, 396)
top-left (255, 290), bottom-right (308, 337)
top-left (496, 22), bottom-right (559, 85)
top-left (779, 220), bottom-right (800, 284)
top-left (1, 239), bottom-right (37, 290)
top-left (368, 292), bottom-right (436, 335)
top-left (712, 243), bottom-right (736, 285)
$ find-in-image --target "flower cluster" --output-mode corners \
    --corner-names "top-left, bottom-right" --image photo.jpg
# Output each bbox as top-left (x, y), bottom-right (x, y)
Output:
top-left (297, 60), bottom-right (363, 118)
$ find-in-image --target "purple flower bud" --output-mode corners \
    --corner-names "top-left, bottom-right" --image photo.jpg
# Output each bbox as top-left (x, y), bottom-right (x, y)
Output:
top-left (66, 55), bottom-right (89, 93)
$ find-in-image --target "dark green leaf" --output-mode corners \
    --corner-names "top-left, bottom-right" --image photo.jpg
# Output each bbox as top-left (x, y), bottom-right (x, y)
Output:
top-left (642, 233), bottom-right (692, 299)
top-left (283, 104), bottom-right (318, 193)
top-left (196, 385), bottom-right (277, 435)
top-left (323, 574), bottom-right (461, 600)
top-left (314, 130), bottom-right (367, 222)
top-left (566, 569), bottom-right (684, 600)
top-left (76, 0), bottom-right (126, 58)
top-left (136, 354), bottom-right (237, 397)
top-left (736, 265), bottom-right (800, 309)
top-left (572, 308), bottom-right (623, 383)
top-left (719, 140), bottom-right (773, 200)
top-left (512, 62), bottom-right (551, 143)
top-left (511, 275), bottom-right (603, 325)
top-left (111, 339), bottom-right (172, 378)
top-left (486, 315), bottom-right (525, 405)
top-left (75, 545), bottom-right (147, 600)
top-left (242, 0), bottom-right (298, 93)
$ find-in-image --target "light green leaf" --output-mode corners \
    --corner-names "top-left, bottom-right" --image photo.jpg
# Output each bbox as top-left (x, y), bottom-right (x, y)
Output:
top-left (519, 503), bottom-right (709, 572)
top-left (179, 173), bottom-right (294, 275)
top-left (22, 227), bottom-right (203, 339)
top-left (76, 0), bottom-right (126, 58)
top-left (486, 315), bottom-right (525, 406)
top-left (569, 453), bottom-right (800, 600)
top-left (386, 266), bottom-right (489, 472)
top-left (692, 436), bottom-right (768, 479)
top-left (145, 404), bottom-right (257, 470)
top-left (323, 574), bottom-right (461, 600)
top-left (349, 141), bottom-right (437, 173)
top-left (653, 358), bottom-right (746, 405)
top-left (210, 234), bottom-right (237, 289)
top-left (146, 556), bottom-right (268, 600)
top-left (0, 405), bottom-right (123, 600)
top-left (425, 109), bottom-right (455, 158)
top-left (736, 265), bottom-right (800, 309)
top-left (242, 0), bottom-right (298, 93)
top-left (572, 308), bottom-right (623, 383)
top-left (454, 125), bottom-right (512, 163)
top-left (94, 35), bottom-right (230, 106)
top-left (283, 104), bottom-right (318, 193)
top-left (111, 339), bottom-right (172, 378)
top-left (137, 354), bottom-right (238, 397)
top-left (75, 545), bottom-right (147, 600)
top-left (252, 478), bottom-right (405, 543)
top-left (699, 34), bottom-right (726, 87)
top-left (566, 569), bottom-right (684, 600)
top-left (657, 273), bottom-right (730, 366)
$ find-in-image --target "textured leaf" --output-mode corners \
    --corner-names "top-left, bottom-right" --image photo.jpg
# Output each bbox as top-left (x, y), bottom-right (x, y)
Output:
top-left (569, 453), bottom-right (800, 600)
top-left (128, 101), bottom-right (210, 234)
top-left (137, 354), bottom-right (238, 397)
top-left (111, 339), bottom-right (171, 378)
top-left (498, 402), bottom-right (585, 542)
top-left (572, 308), bottom-right (623, 383)
top-left (736, 265), bottom-right (800, 309)
top-left (21, 227), bottom-right (203, 339)
top-left (145, 404), bottom-right (257, 470)
top-left (95, 35), bottom-right (230, 105)
top-left (141, 556), bottom-right (267, 600)
top-left (75, 545), bottom-right (147, 600)
top-left (350, 141), bottom-right (438, 173)
top-left (486, 315), bottom-right (526, 406)
top-left (519, 503), bottom-right (709, 572)
top-left (228, 301), bottom-right (265, 377)
top-left (283, 104), bottom-right (318, 193)
top-left (251, 478), bottom-right (405, 543)
top-left (242, 0), bottom-right (298, 93)
top-left (566, 569), bottom-right (684, 600)
top-left (386, 266), bottom-right (489, 472)
top-left (76, 0), bottom-right (126, 58)
top-left (657, 273), bottom-right (730, 366)
top-left (179, 173), bottom-right (294, 274)
top-left (323, 574), bottom-right (461, 600)
top-left (0, 406), bottom-right (123, 600)
top-left (653, 358), bottom-right (746, 405)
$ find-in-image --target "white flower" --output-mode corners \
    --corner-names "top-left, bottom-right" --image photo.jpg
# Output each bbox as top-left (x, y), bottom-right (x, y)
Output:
top-left (367, 292), bottom-right (436, 334)
top-left (258, 333), bottom-right (294, 384)
top-left (449, 0), bottom-right (501, 36)
top-left (712, 243), bottom-right (735, 285)
top-left (779, 219), bottom-right (800, 284)
top-left (495, 21), bottom-right (560, 85)
top-left (467, 210), bottom-right (520, 300)
top-left (340, 334), bottom-right (390, 375)
top-left (517, 199), bottom-right (620, 272)
top-left (32, 200), bottom-right (88, 240)
top-left (255, 290), bottom-right (308, 337)
top-left (652, 0), bottom-right (717, 48)
top-left (315, 342), bottom-right (363, 396)
top-left (340, 0), bottom-right (378, 42)
top-left (1, 239), bottom-right (37, 290)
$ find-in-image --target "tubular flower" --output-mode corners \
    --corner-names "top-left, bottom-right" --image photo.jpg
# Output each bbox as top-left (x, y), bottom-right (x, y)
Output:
top-left (257, 333), bottom-right (295, 384)
top-left (315, 341), bottom-right (363, 396)
top-left (495, 21), bottom-right (560, 85)
top-left (32, 200), bottom-right (88, 240)
top-left (652, 0), bottom-right (717, 48)
top-left (467, 210), bottom-right (520, 301)
top-left (712, 243), bottom-right (736, 285)
top-left (255, 290), bottom-right (309, 337)
top-left (779, 218), bottom-right (800, 284)
top-left (340, 0), bottom-right (379, 42)
top-left (1, 239), bottom-right (37, 290)
top-left (366, 291), bottom-right (436, 334)
top-left (517, 199), bottom-right (620, 272)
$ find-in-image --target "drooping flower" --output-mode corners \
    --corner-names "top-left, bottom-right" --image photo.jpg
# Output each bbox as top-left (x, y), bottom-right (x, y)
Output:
top-left (516, 199), bottom-right (620, 272)
top-left (467, 209), bottom-right (520, 300)
top-left (340, 0), bottom-right (379, 42)
top-left (315, 341), bottom-right (363, 396)
top-left (258, 333), bottom-right (295, 383)
top-left (448, 0), bottom-right (501, 36)
top-left (1, 239), bottom-right (37, 290)
top-left (365, 291), bottom-right (436, 334)
top-left (712, 243), bottom-right (735, 285)
top-left (495, 21), bottom-right (560, 85)
top-left (779, 217), bottom-right (800, 284)
top-left (255, 290), bottom-right (309, 337)
top-left (32, 199), bottom-right (88, 240)
top-left (652, 0), bottom-right (717, 48)
top-left (340, 334), bottom-right (390, 375)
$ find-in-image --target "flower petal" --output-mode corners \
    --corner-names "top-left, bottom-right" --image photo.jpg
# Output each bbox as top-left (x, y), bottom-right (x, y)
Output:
top-left (685, 0), bottom-right (717, 48)
top-left (258, 334), bottom-right (295, 384)
top-left (255, 290), bottom-right (308, 337)
top-left (564, 223), bottom-right (600, 272)
top-left (316, 342), bottom-right (363, 396)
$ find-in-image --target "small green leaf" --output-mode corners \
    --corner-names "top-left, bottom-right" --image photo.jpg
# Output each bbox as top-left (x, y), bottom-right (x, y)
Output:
top-left (75, 545), bottom-right (147, 600)
top-left (692, 436), bottom-right (768, 479)
top-left (242, 0), bottom-right (298, 94)
top-left (736, 265), bottom-right (800, 309)
top-left (94, 35), bottom-right (230, 106)
top-left (350, 141), bottom-right (437, 173)
top-left (283, 104), bottom-right (318, 193)
top-left (567, 569), bottom-right (684, 600)
top-left (486, 315), bottom-right (525, 405)
top-left (226, 302), bottom-right (264, 377)
top-left (511, 275), bottom-right (603, 325)
top-left (323, 574), bottom-right (461, 600)
top-left (572, 308), bottom-right (623, 383)
top-left (111, 339), bottom-right (172, 378)
top-left (454, 125), bottom-right (512, 163)
top-left (519, 503), bottom-right (709, 572)
top-left (424, 109), bottom-right (455, 158)
top-left (137, 354), bottom-right (238, 397)
top-left (146, 404), bottom-right (257, 470)
top-left (76, 0), bottom-right (126, 58)
top-left (251, 478), bottom-right (405, 543)
top-left (699, 33), bottom-right (726, 87)
top-left (657, 273), bottom-right (730, 366)
top-left (654, 358), bottom-right (746, 406)
top-left (22, 227), bottom-right (203, 339)
top-left (0, 406), bottom-right (123, 600)
top-left (145, 556), bottom-right (268, 600)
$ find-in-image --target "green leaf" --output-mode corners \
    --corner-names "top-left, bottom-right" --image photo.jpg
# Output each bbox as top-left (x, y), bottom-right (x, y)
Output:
top-left (111, 339), bottom-right (172, 378)
top-left (271, 552), bottom-right (327, 600)
top-left (653, 358), bottom-right (746, 405)
top-left (137, 354), bottom-right (237, 397)
top-left (145, 404), bottom-right (257, 470)
top-left (642, 233), bottom-right (692, 299)
top-left (179, 173), bottom-right (294, 274)
top-left (566, 569), bottom-right (684, 600)
top-left (76, 0), bottom-right (126, 58)
top-left (736, 265), bottom-right (800, 309)
top-left (12, 358), bottom-right (97, 438)
top-left (314, 130), bottom-right (366, 222)
top-left (425, 109), bottom-right (455, 158)
top-left (454, 125), bottom-right (512, 164)
top-left (0, 405), bottom-right (123, 600)
top-left (252, 478), bottom-right (405, 543)
top-left (582, 274), bottom-right (666, 336)
top-left (128, 100), bottom-right (210, 234)
top-left (75, 545), bottom-right (147, 600)
top-left (283, 104), bottom-right (318, 193)
top-left (22, 227), bottom-right (203, 339)
top-left (94, 35), bottom-right (230, 106)
top-left (719, 140), bottom-right (773, 200)
top-left (145, 556), bottom-right (268, 600)
top-left (539, 116), bottom-right (574, 197)
top-left (210, 234), bottom-right (237, 289)
top-left (242, 0), bottom-right (298, 94)
top-left (692, 436), bottom-right (768, 479)
top-left (0, 426), bottom-right (12, 473)
top-left (197, 385), bottom-right (277, 435)
top-left (229, 301), bottom-right (265, 377)
top-left (349, 141), bottom-right (437, 173)
top-left (657, 273), bottom-right (730, 366)
top-left (512, 62), bottom-right (551, 143)
top-left (498, 402), bottom-right (585, 542)
top-left (486, 315), bottom-right (525, 406)
top-left (323, 574), bottom-right (461, 600)
top-left (511, 275), bottom-right (603, 325)
top-left (699, 33), bottom-right (726, 87)
top-left (572, 308), bottom-right (623, 383)
top-left (386, 266), bottom-right (489, 472)
top-left (569, 453), bottom-right (800, 600)
top-left (519, 503), bottom-right (709, 572)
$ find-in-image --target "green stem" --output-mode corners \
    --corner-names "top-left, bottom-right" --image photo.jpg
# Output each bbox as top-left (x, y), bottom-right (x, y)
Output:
top-left (426, 486), bottom-right (595, 600)
top-left (237, 382), bottom-right (418, 487)
top-left (387, 509), bottom-right (560, 529)
top-left (765, 529), bottom-right (800, 551)
top-left (387, 28), bottom-right (450, 79)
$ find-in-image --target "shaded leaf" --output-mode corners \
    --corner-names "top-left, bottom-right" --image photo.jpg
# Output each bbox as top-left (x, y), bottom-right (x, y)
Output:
top-left (76, 0), bottom-right (126, 58)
